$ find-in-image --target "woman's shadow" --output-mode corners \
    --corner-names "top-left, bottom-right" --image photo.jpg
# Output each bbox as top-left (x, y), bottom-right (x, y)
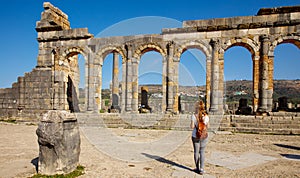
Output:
top-left (142, 153), bottom-right (193, 172)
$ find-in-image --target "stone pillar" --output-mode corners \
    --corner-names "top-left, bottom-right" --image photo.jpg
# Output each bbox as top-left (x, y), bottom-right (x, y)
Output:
top-left (173, 59), bottom-right (180, 113)
top-left (111, 52), bottom-right (120, 111)
top-left (209, 39), bottom-right (220, 113)
top-left (218, 55), bottom-right (224, 113)
top-left (126, 60), bottom-right (132, 112)
top-left (121, 60), bottom-right (126, 112)
top-left (125, 45), bottom-right (133, 112)
top-left (95, 62), bottom-right (102, 112)
top-left (167, 42), bottom-right (174, 112)
top-left (131, 59), bottom-right (139, 112)
top-left (53, 55), bottom-right (67, 111)
top-left (267, 55), bottom-right (274, 112)
top-left (206, 57), bottom-right (211, 110)
top-left (253, 56), bottom-right (260, 112)
top-left (162, 58), bottom-right (167, 113)
top-left (87, 53), bottom-right (96, 111)
top-left (258, 35), bottom-right (270, 113)
top-left (36, 110), bottom-right (80, 175)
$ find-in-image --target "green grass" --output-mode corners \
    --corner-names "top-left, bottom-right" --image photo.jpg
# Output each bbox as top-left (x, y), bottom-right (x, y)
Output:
top-left (31, 165), bottom-right (85, 178)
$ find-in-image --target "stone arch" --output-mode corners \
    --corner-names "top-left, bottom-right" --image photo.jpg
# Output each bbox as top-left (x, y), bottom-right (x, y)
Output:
top-left (61, 46), bottom-right (90, 77)
top-left (62, 47), bottom-right (88, 61)
top-left (269, 35), bottom-right (300, 56)
top-left (133, 43), bottom-right (167, 59)
top-left (222, 37), bottom-right (259, 113)
top-left (95, 45), bottom-right (126, 65)
top-left (61, 46), bottom-right (91, 112)
top-left (175, 40), bottom-right (211, 60)
top-left (223, 38), bottom-right (258, 58)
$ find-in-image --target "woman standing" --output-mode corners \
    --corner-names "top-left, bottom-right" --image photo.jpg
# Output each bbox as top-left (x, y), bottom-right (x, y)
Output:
top-left (190, 101), bottom-right (209, 174)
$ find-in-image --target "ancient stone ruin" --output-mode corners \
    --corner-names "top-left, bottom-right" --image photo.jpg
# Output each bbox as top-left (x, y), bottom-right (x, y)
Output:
top-left (139, 86), bottom-right (152, 113)
top-left (36, 110), bottom-right (80, 175)
top-left (0, 2), bottom-right (299, 119)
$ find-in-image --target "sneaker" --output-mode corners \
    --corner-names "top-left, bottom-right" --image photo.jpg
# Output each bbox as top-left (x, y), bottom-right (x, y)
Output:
top-left (193, 168), bottom-right (200, 174)
top-left (199, 169), bottom-right (205, 175)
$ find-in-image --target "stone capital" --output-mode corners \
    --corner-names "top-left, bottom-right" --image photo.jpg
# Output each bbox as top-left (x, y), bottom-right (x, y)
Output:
top-left (259, 34), bottom-right (270, 42)
top-left (209, 38), bottom-right (220, 48)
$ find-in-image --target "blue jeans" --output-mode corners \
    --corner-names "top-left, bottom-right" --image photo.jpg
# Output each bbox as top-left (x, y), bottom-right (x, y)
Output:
top-left (192, 136), bottom-right (208, 170)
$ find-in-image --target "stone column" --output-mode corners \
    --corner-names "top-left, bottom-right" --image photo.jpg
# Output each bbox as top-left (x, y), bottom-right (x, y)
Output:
top-left (267, 55), bottom-right (274, 111)
top-left (173, 59), bottom-right (180, 113)
top-left (54, 55), bottom-right (67, 111)
top-left (126, 60), bottom-right (132, 112)
top-left (253, 56), bottom-right (260, 112)
top-left (87, 53), bottom-right (96, 111)
top-left (111, 52), bottom-right (120, 111)
top-left (162, 58), bottom-right (167, 112)
top-left (125, 45), bottom-right (133, 112)
top-left (167, 42), bottom-right (174, 112)
top-left (209, 39), bottom-right (220, 113)
top-left (94, 54), bottom-right (102, 112)
top-left (258, 35), bottom-right (270, 113)
top-left (206, 57), bottom-right (211, 110)
top-left (121, 60), bottom-right (126, 112)
top-left (218, 54), bottom-right (224, 113)
top-left (131, 59), bottom-right (139, 112)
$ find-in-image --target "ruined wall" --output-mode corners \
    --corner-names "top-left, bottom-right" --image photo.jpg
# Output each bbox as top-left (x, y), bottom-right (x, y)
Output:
top-left (0, 68), bottom-right (53, 120)
top-left (220, 113), bottom-right (300, 134)
top-left (0, 2), bottom-right (87, 120)
top-left (0, 84), bottom-right (19, 119)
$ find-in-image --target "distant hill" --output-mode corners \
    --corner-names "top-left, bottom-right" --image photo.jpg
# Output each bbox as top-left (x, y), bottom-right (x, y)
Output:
top-left (224, 79), bottom-right (300, 104)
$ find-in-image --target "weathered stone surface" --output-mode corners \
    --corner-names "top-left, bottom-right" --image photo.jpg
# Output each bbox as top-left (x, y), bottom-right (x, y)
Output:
top-left (36, 110), bottom-right (80, 175)
top-left (36, 2), bottom-right (70, 32)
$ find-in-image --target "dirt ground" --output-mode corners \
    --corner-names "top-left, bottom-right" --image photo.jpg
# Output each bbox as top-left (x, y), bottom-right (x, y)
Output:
top-left (0, 122), bottom-right (299, 178)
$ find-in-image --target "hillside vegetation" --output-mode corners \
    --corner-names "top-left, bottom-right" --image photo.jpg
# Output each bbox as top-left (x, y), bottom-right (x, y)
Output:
top-left (224, 79), bottom-right (300, 104)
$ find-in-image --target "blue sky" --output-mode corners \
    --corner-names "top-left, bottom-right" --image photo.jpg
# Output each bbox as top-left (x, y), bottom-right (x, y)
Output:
top-left (0, 0), bottom-right (299, 89)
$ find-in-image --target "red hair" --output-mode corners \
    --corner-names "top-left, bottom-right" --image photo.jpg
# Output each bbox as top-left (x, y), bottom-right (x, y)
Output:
top-left (197, 100), bottom-right (205, 122)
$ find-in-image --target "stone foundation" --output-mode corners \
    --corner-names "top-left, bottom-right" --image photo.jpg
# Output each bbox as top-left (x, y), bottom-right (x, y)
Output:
top-left (219, 113), bottom-right (300, 134)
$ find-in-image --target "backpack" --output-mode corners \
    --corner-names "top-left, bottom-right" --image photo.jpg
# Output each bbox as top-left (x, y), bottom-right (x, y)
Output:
top-left (196, 118), bottom-right (208, 139)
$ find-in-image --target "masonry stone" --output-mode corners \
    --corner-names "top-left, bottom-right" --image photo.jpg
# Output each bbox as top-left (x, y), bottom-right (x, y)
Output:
top-left (36, 110), bottom-right (80, 175)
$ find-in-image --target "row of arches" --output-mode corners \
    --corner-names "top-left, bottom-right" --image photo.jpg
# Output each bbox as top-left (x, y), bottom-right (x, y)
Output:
top-left (63, 36), bottom-right (300, 114)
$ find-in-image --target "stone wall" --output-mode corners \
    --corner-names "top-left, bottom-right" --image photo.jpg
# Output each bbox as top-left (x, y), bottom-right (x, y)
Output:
top-left (163, 6), bottom-right (300, 34)
top-left (0, 84), bottom-right (19, 118)
top-left (77, 112), bottom-right (300, 135)
top-left (0, 68), bottom-right (53, 120)
top-left (219, 113), bottom-right (300, 134)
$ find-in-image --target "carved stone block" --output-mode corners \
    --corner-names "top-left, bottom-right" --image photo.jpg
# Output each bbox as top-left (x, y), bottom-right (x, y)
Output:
top-left (36, 110), bottom-right (80, 175)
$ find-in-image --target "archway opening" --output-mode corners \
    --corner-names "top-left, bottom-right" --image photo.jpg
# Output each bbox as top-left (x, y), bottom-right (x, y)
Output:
top-left (138, 51), bottom-right (163, 113)
top-left (78, 54), bottom-right (86, 111)
top-left (179, 48), bottom-right (206, 114)
top-left (224, 46), bottom-right (253, 115)
top-left (273, 43), bottom-right (300, 112)
top-left (65, 53), bottom-right (86, 112)
top-left (102, 52), bottom-right (123, 113)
